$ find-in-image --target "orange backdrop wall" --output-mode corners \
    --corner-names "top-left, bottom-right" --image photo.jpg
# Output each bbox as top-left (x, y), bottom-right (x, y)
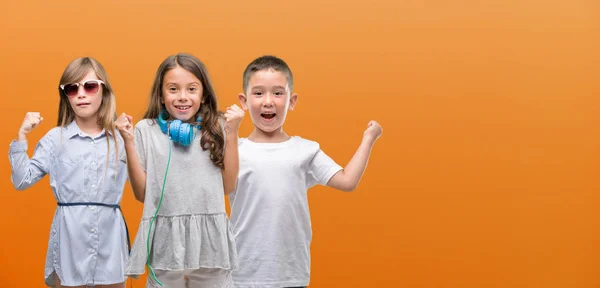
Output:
top-left (1, 0), bottom-right (599, 287)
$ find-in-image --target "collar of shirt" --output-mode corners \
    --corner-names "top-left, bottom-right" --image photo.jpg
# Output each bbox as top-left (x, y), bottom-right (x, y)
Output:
top-left (64, 120), bottom-right (112, 140)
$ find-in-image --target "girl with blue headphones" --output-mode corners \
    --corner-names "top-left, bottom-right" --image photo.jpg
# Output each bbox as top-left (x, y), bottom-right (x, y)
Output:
top-left (115, 53), bottom-right (244, 287)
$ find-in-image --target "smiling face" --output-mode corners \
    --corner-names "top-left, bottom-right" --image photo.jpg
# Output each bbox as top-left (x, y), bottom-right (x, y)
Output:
top-left (161, 65), bottom-right (203, 122)
top-left (239, 68), bottom-right (298, 138)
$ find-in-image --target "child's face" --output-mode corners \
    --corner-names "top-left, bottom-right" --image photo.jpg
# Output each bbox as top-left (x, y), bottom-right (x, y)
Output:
top-left (240, 69), bottom-right (297, 134)
top-left (66, 69), bottom-right (104, 122)
top-left (161, 66), bottom-right (203, 122)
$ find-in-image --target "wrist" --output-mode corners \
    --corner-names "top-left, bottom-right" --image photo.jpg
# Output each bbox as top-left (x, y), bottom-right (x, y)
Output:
top-left (362, 134), bottom-right (376, 146)
top-left (226, 128), bottom-right (239, 139)
top-left (226, 132), bottom-right (239, 141)
top-left (124, 140), bottom-right (136, 149)
top-left (17, 130), bottom-right (27, 142)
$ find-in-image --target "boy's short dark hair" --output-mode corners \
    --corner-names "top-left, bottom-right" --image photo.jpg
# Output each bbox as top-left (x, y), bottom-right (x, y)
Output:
top-left (242, 55), bottom-right (294, 93)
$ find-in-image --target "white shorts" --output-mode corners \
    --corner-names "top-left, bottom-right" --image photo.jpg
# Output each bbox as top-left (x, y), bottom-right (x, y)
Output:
top-left (146, 268), bottom-right (233, 288)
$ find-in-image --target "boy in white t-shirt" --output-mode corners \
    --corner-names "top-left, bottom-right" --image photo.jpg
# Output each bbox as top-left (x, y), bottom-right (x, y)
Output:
top-left (229, 55), bottom-right (383, 288)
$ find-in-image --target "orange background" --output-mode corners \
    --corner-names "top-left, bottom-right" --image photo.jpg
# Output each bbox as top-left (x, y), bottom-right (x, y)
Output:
top-left (1, 0), bottom-right (599, 287)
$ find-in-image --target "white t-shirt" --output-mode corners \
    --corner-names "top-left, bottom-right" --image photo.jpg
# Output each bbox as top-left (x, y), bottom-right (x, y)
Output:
top-left (229, 136), bottom-right (343, 288)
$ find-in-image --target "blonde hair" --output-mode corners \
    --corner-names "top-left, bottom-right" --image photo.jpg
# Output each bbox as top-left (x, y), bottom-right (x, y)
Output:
top-left (57, 57), bottom-right (119, 180)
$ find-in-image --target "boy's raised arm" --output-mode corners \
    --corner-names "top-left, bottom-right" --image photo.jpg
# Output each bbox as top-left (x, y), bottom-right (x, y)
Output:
top-left (327, 120), bottom-right (383, 192)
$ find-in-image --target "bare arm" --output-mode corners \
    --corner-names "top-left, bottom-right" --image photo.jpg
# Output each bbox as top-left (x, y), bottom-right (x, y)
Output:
top-left (115, 113), bottom-right (146, 202)
top-left (327, 120), bottom-right (383, 192)
top-left (221, 105), bottom-right (244, 195)
top-left (124, 141), bottom-right (147, 202)
top-left (222, 133), bottom-right (239, 195)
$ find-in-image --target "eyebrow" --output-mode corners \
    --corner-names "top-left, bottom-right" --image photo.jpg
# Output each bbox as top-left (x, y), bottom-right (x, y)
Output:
top-left (251, 85), bottom-right (286, 90)
top-left (165, 81), bottom-right (200, 86)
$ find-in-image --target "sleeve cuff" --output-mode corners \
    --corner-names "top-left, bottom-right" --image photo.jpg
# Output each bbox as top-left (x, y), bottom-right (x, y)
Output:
top-left (9, 140), bottom-right (28, 153)
top-left (322, 166), bottom-right (344, 186)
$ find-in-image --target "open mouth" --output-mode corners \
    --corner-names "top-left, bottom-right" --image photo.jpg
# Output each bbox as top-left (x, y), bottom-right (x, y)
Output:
top-left (261, 112), bottom-right (276, 119)
top-left (175, 105), bottom-right (191, 111)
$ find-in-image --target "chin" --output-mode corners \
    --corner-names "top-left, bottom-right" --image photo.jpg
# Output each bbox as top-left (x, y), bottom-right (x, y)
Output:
top-left (258, 124), bottom-right (282, 133)
top-left (179, 115), bottom-right (196, 123)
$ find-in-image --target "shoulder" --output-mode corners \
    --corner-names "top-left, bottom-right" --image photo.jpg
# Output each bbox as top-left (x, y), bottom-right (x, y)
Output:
top-left (45, 126), bottom-right (63, 137)
top-left (134, 118), bottom-right (156, 130)
top-left (290, 136), bottom-right (320, 150)
top-left (41, 126), bottom-right (66, 143)
top-left (132, 119), bottom-right (163, 145)
top-left (34, 126), bottom-right (68, 155)
top-left (134, 119), bottom-right (163, 137)
top-left (238, 136), bottom-right (321, 154)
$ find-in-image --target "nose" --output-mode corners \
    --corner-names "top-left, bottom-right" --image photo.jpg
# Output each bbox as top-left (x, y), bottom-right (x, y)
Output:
top-left (176, 90), bottom-right (190, 102)
top-left (263, 93), bottom-right (274, 106)
top-left (77, 85), bottom-right (86, 98)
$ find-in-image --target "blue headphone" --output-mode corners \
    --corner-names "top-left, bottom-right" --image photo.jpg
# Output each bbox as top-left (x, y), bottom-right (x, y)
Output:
top-left (156, 110), bottom-right (202, 146)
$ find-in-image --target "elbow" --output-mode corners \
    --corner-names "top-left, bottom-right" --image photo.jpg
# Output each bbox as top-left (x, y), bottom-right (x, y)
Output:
top-left (339, 179), bottom-right (360, 192)
top-left (13, 185), bottom-right (27, 191)
top-left (222, 168), bottom-right (239, 195)
top-left (132, 188), bottom-right (145, 203)
top-left (134, 195), bottom-right (145, 203)
top-left (224, 182), bottom-right (237, 195)
top-left (340, 184), bottom-right (358, 192)
top-left (134, 192), bottom-right (145, 203)
top-left (11, 179), bottom-right (28, 191)
top-left (330, 170), bottom-right (360, 192)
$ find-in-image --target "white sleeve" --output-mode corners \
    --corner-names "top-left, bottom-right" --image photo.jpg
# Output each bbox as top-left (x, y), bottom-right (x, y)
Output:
top-left (306, 149), bottom-right (343, 188)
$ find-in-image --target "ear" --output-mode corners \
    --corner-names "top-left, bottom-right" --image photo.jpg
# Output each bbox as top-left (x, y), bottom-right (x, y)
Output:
top-left (288, 93), bottom-right (298, 111)
top-left (238, 93), bottom-right (249, 110)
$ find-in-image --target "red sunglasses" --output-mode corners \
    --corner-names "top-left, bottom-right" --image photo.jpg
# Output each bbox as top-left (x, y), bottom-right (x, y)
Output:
top-left (60, 80), bottom-right (105, 97)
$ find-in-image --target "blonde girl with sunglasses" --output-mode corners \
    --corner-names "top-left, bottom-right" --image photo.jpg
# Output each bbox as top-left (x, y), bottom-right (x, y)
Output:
top-left (9, 57), bottom-right (130, 288)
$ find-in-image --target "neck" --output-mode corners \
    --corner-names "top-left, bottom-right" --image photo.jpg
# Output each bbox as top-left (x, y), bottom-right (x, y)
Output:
top-left (75, 116), bottom-right (103, 137)
top-left (248, 127), bottom-right (290, 143)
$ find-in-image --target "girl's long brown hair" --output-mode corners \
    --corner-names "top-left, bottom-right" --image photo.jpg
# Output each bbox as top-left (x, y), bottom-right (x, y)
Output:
top-left (143, 53), bottom-right (225, 168)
